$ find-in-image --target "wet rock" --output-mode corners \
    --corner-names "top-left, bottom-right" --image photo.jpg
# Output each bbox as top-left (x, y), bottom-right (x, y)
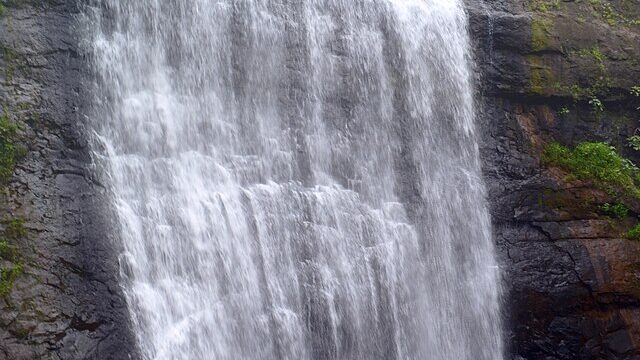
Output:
top-left (468, 0), bottom-right (640, 358)
top-left (0, 1), bottom-right (136, 359)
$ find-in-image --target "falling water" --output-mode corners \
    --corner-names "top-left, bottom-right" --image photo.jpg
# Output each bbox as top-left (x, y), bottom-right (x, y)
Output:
top-left (82, 0), bottom-right (503, 359)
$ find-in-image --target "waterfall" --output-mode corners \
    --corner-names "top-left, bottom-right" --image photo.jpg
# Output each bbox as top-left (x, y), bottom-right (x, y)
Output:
top-left (82, 0), bottom-right (503, 359)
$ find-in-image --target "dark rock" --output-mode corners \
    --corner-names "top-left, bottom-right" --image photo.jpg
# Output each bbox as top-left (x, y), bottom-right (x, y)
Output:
top-left (468, 0), bottom-right (640, 358)
top-left (0, 1), bottom-right (136, 359)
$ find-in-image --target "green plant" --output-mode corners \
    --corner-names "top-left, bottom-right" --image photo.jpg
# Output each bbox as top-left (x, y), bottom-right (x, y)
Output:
top-left (0, 263), bottom-right (22, 297)
top-left (558, 107), bottom-right (570, 116)
top-left (631, 86), bottom-right (640, 97)
top-left (590, 47), bottom-right (606, 66)
top-left (628, 134), bottom-right (640, 151)
top-left (588, 0), bottom-right (640, 27)
top-left (542, 142), bottom-right (640, 197)
top-left (589, 97), bottom-right (604, 113)
top-left (0, 217), bottom-right (26, 297)
top-left (599, 202), bottom-right (629, 218)
top-left (3, 218), bottom-right (26, 239)
top-left (627, 224), bottom-right (640, 241)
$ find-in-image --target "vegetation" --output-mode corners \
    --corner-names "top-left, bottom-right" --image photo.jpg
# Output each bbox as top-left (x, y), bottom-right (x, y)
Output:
top-left (558, 106), bottom-right (570, 116)
top-left (530, 45), bottom-right (614, 103)
top-left (0, 110), bottom-right (23, 183)
top-left (627, 224), bottom-right (640, 241)
top-left (599, 202), bottom-right (629, 218)
top-left (544, 142), bottom-right (640, 241)
top-left (588, 0), bottom-right (640, 26)
top-left (1, 45), bottom-right (17, 82)
top-left (629, 135), bottom-right (640, 152)
top-left (543, 142), bottom-right (640, 197)
top-left (531, 18), bottom-right (553, 52)
top-left (530, 0), bottom-right (560, 13)
top-left (0, 218), bottom-right (26, 297)
top-left (589, 97), bottom-right (604, 114)
top-left (528, 56), bottom-right (557, 95)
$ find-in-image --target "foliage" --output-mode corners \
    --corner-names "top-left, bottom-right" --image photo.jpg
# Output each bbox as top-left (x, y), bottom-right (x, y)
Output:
top-left (628, 135), bottom-right (640, 152)
top-left (558, 107), bottom-right (570, 116)
top-left (627, 224), bottom-right (640, 241)
top-left (543, 142), bottom-right (640, 197)
top-left (599, 202), bottom-right (629, 218)
top-left (589, 97), bottom-right (604, 113)
top-left (631, 86), bottom-right (640, 97)
top-left (588, 0), bottom-right (640, 26)
top-left (3, 218), bottom-right (25, 240)
top-left (0, 264), bottom-right (22, 297)
top-left (0, 218), bottom-right (26, 298)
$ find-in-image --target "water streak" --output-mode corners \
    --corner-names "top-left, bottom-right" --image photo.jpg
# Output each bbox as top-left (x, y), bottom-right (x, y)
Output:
top-left (82, 0), bottom-right (503, 359)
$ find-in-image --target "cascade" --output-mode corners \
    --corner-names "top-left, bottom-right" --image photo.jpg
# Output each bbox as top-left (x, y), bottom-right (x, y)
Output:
top-left (83, 0), bottom-right (503, 359)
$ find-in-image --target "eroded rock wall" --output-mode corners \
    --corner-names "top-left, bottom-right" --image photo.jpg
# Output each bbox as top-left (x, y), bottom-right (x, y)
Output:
top-left (2, 0), bottom-right (640, 359)
top-left (468, 0), bottom-right (640, 358)
top-left (0, 1), bottom-right (135, 359)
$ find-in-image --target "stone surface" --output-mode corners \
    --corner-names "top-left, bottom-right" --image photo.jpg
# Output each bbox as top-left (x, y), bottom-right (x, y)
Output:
top-left (468, 0), bottom-right (640, 359)
top-left (1, 0), bottom-right (640, 359)
top-left (0, 2), bottom-right (136, 359)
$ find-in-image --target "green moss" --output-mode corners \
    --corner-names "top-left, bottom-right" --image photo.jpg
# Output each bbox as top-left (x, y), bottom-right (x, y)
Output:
top-left (0, 4), bottom-right (5, 16)
top-left (0, 239), bottom-right (16, 260)
top-left (531, 18), bottom-right (553, 51)
top-left (627, 224), bottom-right (640, 241)
top-left (0, 218), bottom-right (26, 298)
top-left (530, 0), bottom-right (560, 13)
top-left (3, 218), bottom-right (26, 240)
top-left (1, 45), bottom-right (17, 82)
top-left (0, 110), bottom-right (22, 183)
top-left (528, 55), bottom-right (557, 95)
top-left (543, 142), bottom-right (640, 197)
top-left (13, 327), bottom-right (30, 339)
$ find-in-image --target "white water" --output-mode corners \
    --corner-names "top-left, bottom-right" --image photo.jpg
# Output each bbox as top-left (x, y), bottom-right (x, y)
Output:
top-left (82, 0), bottom-right (503, 359)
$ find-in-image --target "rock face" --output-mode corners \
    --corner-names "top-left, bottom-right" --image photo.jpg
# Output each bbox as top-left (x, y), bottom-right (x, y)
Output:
top-left (1, 0), bottom-right (640, 359)
top-left (0, 2), bottom-right (135, 359)
top-left (467, 0), bottom-right (640, 358)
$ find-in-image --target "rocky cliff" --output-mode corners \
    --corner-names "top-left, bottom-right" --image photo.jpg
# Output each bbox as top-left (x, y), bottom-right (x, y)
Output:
top-left (468, 0), bottom-right (640, 358)
top-left (1, 0), bottom-right (640, 359)
top-left (0, 1), bottom-right (135, 359)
